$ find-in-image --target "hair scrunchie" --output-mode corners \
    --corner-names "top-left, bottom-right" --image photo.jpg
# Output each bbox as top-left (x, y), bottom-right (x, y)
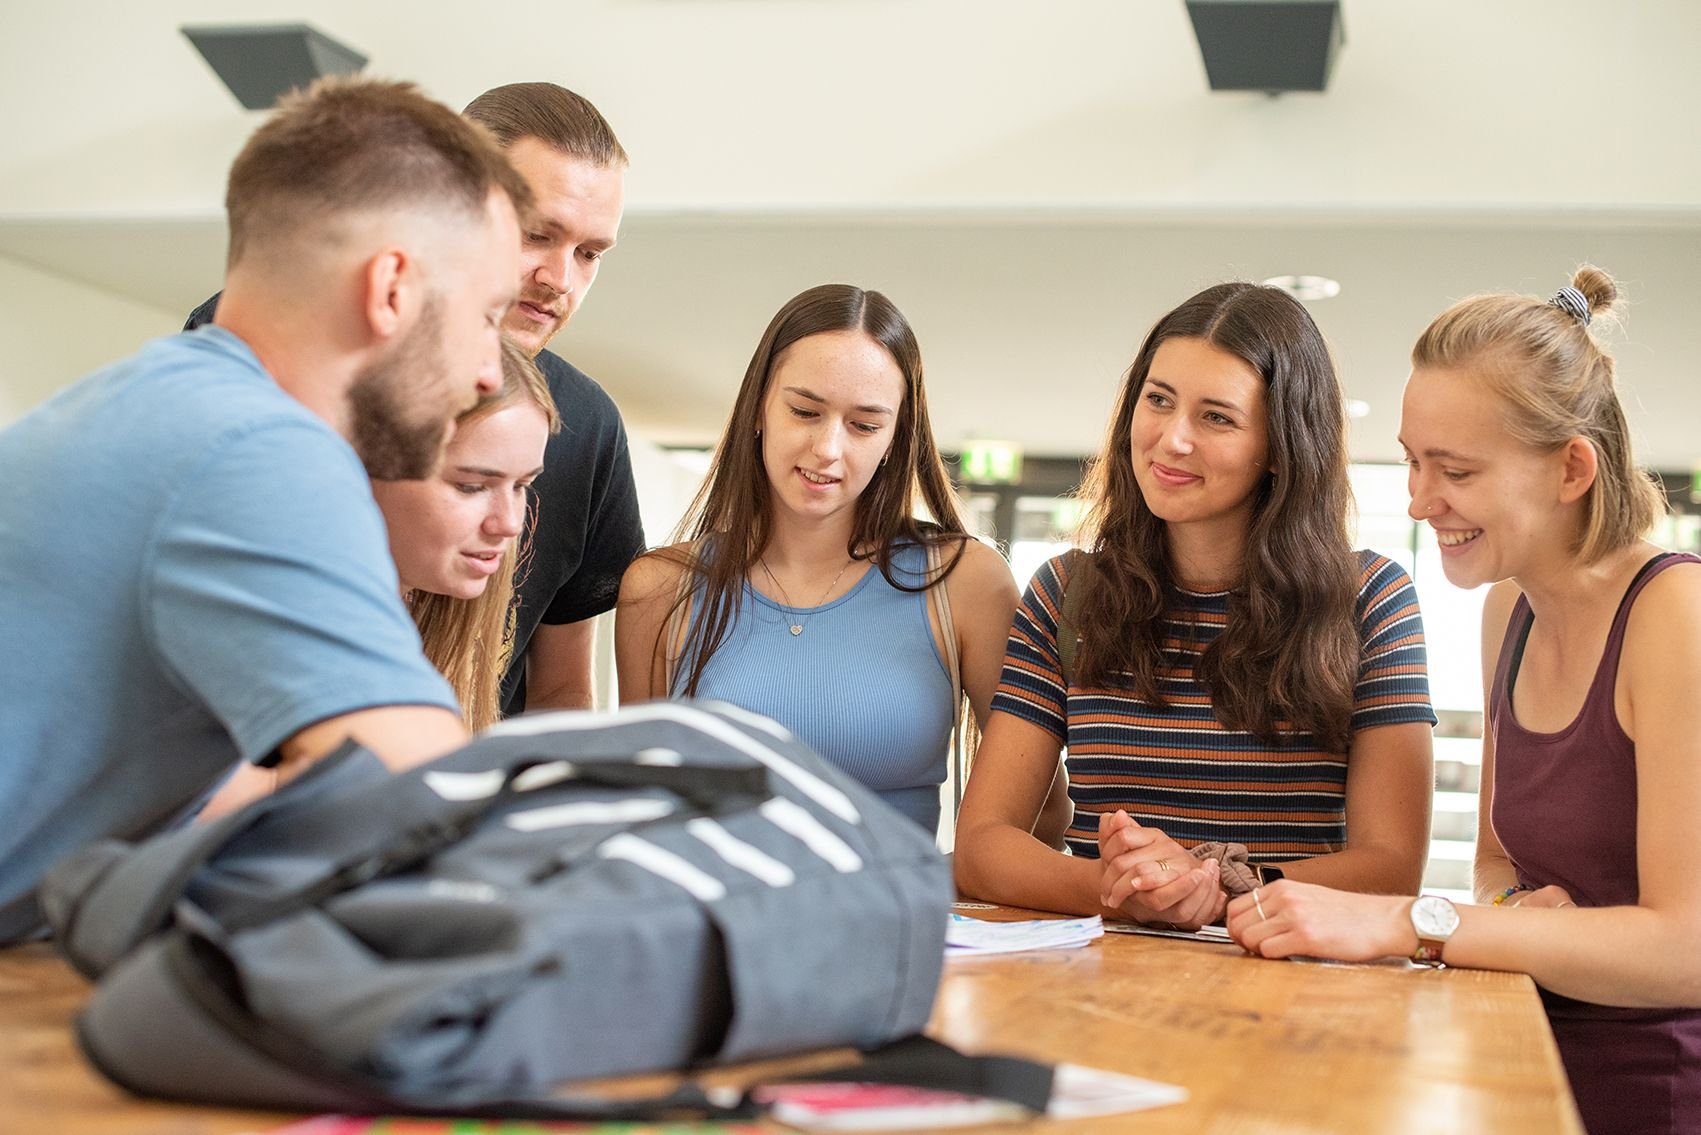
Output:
top-left (1189, 841), bottom-right (1259, 896)
top-left (1549, 285), bottom-right (1592, 326)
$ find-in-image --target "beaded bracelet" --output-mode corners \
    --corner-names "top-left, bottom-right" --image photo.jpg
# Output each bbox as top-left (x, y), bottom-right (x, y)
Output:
top-left (1490, 885), bottom-right (1528, 906)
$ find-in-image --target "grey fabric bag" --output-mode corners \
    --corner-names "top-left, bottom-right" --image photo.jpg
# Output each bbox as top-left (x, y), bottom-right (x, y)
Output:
top-left (41, 701), bottom-right (956, 1117)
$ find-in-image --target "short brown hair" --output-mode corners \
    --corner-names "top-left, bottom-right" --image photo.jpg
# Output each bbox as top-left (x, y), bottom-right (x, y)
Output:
top-left (225, 76), bottom-right (534, 265)
top-left (463, 82), bottom-right (628, 166)
top-left (1412, 265), bottom-right (1665, 563)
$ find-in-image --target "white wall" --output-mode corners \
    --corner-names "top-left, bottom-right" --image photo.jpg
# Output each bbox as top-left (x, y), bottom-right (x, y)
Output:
top-left (589, 434), bottom-right (709, 707)
top-left (0, 255), bottom-right (179, 426)
top-left (626, 434), bottom-right (708, 550)
top-left (5, 3), bottom-right (1699, 216)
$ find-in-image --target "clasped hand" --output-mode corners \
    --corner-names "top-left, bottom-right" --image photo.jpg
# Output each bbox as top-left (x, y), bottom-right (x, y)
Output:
top-left (1096, 810), bottom-right (1225, 929)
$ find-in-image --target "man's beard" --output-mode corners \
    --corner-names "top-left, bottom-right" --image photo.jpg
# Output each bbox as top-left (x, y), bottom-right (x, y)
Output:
top-left (349, 298), bottom-right (458, 481)
top-left (507, 285), bottom-right (568, 356)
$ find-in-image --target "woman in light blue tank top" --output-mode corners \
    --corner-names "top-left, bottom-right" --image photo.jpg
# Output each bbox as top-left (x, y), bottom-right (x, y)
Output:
top-left (615, 284), bottom-right (1037, 838)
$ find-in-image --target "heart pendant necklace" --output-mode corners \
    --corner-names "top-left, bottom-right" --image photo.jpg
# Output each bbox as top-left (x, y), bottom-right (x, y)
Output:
top-left (758, 557), bottom-right (854, 636)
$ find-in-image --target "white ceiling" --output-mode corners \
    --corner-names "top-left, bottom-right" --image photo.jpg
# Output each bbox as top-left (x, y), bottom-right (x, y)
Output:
top-left (3, 1), bottom-right (1698, 466)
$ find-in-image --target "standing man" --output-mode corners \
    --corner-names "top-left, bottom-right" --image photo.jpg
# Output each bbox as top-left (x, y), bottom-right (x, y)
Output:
top-left (461, 83), bottom-right (646, 715)
top-left (0, 78), bottom-right (532, 942)
top-left (186, 82), bottom-right (646, 715)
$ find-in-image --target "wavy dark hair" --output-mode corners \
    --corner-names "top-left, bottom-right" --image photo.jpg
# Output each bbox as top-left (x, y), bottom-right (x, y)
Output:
top-left (658, 283), bottom-right (970, 696)
top-left (1074, 282), bottom-right (1360, 752)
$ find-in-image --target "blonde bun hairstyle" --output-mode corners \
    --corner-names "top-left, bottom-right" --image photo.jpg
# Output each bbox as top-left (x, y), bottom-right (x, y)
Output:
top-left (1411, 265), bottom-right (1664, 562)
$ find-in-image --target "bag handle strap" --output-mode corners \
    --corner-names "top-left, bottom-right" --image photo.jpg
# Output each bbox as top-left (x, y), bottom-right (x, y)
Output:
top-left (218, 755), bottom-right (772, 934)
top-left (659, 538), bottom-right (701, 696)
top-left (760, 1034), bottom-right (1055, 1113)
top-left (50, 740), bottom-right (372, 977)
top-left (925, 540), bottom-right (973, 828)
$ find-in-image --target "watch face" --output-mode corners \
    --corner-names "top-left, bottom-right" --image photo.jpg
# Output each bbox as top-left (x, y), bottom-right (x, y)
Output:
top-left (1412, 895), bottom-right (1460, 938)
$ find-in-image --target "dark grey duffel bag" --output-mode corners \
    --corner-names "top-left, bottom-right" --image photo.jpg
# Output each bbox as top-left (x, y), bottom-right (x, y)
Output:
top-left (41, 701), bottom-right (966, 1117)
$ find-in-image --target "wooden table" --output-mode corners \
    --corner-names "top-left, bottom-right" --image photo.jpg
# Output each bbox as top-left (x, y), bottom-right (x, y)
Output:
top-left (0, 910), bottom-right (1582, 1134)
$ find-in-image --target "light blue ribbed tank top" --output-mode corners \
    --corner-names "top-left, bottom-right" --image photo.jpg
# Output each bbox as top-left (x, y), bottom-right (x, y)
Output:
top-left (678, 541), bottom-right (953, 833)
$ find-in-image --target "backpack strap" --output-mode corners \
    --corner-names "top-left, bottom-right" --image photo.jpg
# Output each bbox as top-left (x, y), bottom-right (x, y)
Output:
top-left (926, 539), bottom-right (973, 828)
top-left (46, 739), bottom-right (374, 978)
top-left (217, 754), bottom-right (774, 934)
top-left (659, 539), bottom-right (702, 696)
top-left (764, 1034), bottom-right (1055, 1114)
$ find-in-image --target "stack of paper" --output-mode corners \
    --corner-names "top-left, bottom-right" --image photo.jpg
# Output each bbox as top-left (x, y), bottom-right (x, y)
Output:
top-left (944, 913), bottom-right (1103, 956)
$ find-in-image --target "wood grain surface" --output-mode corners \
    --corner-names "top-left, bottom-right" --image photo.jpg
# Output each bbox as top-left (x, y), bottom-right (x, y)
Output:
top-left (0, 907), bottom-right (1582, 1133)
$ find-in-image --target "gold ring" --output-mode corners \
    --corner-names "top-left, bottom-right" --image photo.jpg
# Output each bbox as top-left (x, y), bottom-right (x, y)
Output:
top-left (1253, 888), bottom-right (1267, 921)
top-left (1156, 859), bottom-right (1173, 873)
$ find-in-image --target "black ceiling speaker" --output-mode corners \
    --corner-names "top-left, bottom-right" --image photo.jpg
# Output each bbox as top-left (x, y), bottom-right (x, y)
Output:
top-left (1185, 0), bottom-right (1344, 93)
top-left (182, 23), bottom-right (368, 110)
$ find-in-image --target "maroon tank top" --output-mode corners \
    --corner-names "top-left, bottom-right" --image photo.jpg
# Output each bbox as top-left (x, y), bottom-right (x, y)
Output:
top-left (1488, 551), bottom-right (1701, 1135)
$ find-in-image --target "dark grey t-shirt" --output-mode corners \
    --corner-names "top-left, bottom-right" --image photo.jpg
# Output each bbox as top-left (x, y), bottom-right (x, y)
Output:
top-left (501, 349), bottom-right (646, 713)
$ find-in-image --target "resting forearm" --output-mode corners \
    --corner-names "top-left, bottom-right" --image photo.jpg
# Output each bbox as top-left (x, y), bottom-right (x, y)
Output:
top-left (1447, 904), bottom-right (1701, 1009)
top-left (954, 823), bottom-right (1111, 917)
top-left (1472, 854), bottom-right (1521, 905)
top-left (1279, 843), bottom-right (1424, 896)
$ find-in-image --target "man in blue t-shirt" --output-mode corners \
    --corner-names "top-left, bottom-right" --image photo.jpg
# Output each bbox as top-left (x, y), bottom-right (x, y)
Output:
top-left (0, 78), bottom-right (534, 942)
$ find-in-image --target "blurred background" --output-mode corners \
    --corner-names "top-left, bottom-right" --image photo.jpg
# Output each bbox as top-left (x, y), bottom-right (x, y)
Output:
top-left (4, 0), bottom-right (1699, 885)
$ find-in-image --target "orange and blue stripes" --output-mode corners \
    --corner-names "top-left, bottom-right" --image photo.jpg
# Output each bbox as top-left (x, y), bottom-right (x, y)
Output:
top-left (991, 551), bottom-right (1436, 860)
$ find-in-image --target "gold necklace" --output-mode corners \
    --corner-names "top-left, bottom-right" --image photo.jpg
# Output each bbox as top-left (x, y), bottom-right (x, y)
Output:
top-left (758, 557), bottom-right (854, 636)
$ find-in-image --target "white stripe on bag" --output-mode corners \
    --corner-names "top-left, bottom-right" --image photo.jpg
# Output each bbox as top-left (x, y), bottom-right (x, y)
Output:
top-left (596, 834), bottom-right (726, 902)
top-left (760, 798), bottom-right (863, 874)
top-left (686, 819), bottom-right (796, 887)
top-left (505, 798), bottom-right (676, 832)
top-left (512, 761), bottom-right (574, 792)
top-left (422, 769), bottom-right (506, 801)
top-left (703, 701), bottom-right (794, 742)
top-left (485, 703), bottom-right (861, 825)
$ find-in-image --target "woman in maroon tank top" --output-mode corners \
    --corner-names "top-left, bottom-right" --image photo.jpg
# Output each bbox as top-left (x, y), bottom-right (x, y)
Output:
top-left (1221, 267), bottom-right (1701, 1135)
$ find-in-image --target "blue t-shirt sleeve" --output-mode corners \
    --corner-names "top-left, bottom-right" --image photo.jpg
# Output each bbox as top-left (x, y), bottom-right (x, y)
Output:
top-left (143, 419), bottom-right (458, 764)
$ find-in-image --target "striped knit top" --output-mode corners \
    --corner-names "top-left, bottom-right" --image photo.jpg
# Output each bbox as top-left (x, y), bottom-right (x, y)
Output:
top-left (992, 550), bottom-right (1436, 861)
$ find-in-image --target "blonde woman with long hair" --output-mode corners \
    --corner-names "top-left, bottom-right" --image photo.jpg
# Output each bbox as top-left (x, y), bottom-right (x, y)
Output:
top-left (374, 338), bottom-right (560, 728)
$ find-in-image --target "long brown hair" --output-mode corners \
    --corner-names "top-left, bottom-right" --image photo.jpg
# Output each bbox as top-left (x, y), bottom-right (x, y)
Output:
top-left (659, 283), bottom-right (968, 696)
top-left (1075, 282), bottom-right (1360, 752)
top-left (1411, 265), bottom-right (1664, 562)
top-left (409, 338), bottom-right (559, 729)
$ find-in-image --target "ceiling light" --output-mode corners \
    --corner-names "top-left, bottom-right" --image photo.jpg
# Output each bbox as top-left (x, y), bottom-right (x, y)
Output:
top-left (1346, 399), bottom-right (1370, 419)
top-left (1263, 274), bottom-right (1341, 301)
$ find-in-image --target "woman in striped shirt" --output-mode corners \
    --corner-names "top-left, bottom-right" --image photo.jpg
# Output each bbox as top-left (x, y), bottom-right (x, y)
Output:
top-left (955, 281), bottom-right (1437, 928)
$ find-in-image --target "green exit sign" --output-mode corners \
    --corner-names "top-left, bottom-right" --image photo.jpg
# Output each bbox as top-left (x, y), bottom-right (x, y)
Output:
top-left (960, 441), bottom-right (1023, 484)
